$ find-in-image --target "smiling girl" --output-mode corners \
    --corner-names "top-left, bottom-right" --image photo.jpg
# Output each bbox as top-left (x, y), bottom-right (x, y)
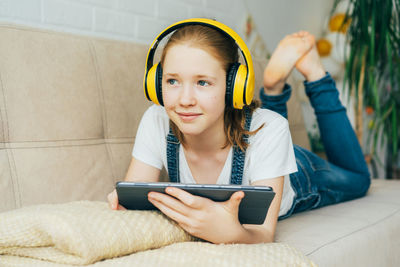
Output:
top-left (108, 19), bottom-right (370, 244)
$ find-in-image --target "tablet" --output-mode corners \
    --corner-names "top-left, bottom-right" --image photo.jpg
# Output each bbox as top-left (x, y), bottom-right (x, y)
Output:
top-left (116, 182), bottom-right (275, 224)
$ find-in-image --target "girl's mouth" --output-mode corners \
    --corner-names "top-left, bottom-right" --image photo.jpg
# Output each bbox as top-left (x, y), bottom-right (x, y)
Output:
top-left (176, 112), bottom-right (202, 122)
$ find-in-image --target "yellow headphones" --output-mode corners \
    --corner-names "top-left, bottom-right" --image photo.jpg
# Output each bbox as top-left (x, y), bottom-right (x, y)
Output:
top-left (143, 18), bottom-right (255, 109)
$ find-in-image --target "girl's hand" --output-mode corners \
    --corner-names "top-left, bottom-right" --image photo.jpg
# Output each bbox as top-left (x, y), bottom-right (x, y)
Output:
top-left (147, 187), bottom-right (246, 244)
top-left (107, 189), bottom-right (126, 210)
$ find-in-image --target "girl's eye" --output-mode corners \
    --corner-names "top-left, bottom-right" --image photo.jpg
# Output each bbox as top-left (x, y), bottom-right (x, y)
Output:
top-left (198, 80), bottom-right (210, 86)
top-left (167, 79), bottom-right (178, 85)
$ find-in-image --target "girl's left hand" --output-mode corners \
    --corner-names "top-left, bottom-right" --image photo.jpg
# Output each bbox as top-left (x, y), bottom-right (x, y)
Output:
top-left (147, 187), bottom-right (246, 244)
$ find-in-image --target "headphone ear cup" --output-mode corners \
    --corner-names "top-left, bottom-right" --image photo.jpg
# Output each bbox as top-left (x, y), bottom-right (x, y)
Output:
top-left (233, 64), bottom-right (248, 108)
top-left (226, 63), bottom-right (248, 109)
top-left (155, 63), bottom-right (164, 106)
top-left (225, 63), bottom-right (240, 108)
top-left (145, 63), bottom-right (164, 106)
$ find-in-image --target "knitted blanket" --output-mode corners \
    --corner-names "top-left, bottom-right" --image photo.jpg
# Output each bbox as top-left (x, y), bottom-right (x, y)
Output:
top-left (0, 201), bottom-right (316, 266)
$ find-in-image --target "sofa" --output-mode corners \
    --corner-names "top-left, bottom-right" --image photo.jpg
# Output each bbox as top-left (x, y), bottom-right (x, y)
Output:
top-left (0, 23), bottom-right (399, 266)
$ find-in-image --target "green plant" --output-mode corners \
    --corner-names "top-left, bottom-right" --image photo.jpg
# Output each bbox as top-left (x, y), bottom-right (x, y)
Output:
top-left (332, 0), bottom-right (400, 175)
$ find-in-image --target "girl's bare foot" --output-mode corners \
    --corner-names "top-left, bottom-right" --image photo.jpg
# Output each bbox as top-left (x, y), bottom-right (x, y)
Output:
top-left (263, 31), bottom-right (314, 95)
top-left (295, 37), bottom-right (326, 82)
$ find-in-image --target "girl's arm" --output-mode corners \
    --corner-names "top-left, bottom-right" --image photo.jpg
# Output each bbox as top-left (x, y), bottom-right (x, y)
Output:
top-left (124, 157), bottom-right (160, 182)
top-left (108, 157), bottom-right (160, 210)
top-left (240, 176), bottom-right (284, 243)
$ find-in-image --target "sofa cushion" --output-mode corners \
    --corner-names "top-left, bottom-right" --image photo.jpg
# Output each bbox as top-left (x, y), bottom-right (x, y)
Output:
top-left (0, 24), bottom-right (150, 211)
top-left (276, 179), bottom-right (400, 266)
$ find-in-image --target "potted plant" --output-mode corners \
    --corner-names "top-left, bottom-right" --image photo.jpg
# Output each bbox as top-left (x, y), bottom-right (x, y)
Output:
top-left (332, 0), bottom-right (400, 178)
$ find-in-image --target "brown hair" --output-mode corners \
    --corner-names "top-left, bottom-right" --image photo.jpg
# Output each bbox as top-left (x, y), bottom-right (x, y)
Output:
top-left (160, 25), bottom-right (262, 151)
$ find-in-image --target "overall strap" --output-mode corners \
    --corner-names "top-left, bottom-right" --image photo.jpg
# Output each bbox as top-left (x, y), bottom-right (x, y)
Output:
top-left (230, 107), bottom-right (252, 185)
top-left (166, 128), bottom-right (180, 183)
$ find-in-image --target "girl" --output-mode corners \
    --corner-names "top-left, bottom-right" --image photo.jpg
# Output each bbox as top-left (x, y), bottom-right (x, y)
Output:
top-left (108, 21), bottom-right (370, 244)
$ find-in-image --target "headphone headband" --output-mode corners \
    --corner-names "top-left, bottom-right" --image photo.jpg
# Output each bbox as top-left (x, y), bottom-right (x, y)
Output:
top-left (144, 18), bottom-right (255, 109)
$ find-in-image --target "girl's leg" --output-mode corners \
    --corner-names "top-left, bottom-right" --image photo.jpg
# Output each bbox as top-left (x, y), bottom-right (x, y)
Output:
top-left (296, 37), bottom-right (370, 177)
top-left (259, 84), bottom-right (291, 119)
top-left (261, 32), bottom-right (370, 219)
top-left (304, 74), bottom-right (370, 176)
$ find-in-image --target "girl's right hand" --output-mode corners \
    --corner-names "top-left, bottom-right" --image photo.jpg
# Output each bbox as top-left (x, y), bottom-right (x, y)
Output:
top-left (107, 189), bottom-right (126, 210)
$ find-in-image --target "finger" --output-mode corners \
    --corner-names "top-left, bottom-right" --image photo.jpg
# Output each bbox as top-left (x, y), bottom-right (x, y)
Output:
top-left (107, 191), bottom-right (117, 210)
top-left (148, 191), bottom-right (191, 215)
top-left (165, 187), bottom-right (205, 209)
top-left (232, 191), bottom-right (245, 200)
top-left (109, 190), bottom-right (122, 210)
top-left (226, 191), bottom-right (245, 210)
top-left (117, 204), bottom-right (126, 210)
top-left (149, 198), bottom-right (191, 225)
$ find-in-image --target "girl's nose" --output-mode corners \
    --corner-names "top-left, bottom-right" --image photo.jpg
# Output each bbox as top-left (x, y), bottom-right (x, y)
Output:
top-left (178, 83), bottom-right (196, 106)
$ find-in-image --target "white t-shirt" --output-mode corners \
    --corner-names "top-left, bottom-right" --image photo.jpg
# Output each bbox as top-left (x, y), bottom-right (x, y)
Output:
top-left (132, 105), bottom-right (298, 217)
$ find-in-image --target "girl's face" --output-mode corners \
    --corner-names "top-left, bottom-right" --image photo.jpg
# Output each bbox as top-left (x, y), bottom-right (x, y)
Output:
top-left (162, 44), bottom-right (226, 138)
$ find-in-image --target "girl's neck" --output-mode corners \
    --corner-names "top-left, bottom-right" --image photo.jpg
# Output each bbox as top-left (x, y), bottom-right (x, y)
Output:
top-left (183, 123), bottom-right (228, 155)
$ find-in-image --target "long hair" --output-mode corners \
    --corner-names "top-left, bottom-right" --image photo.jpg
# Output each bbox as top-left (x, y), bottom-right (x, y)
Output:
top-left (160, 25), bottom-right (262, 151)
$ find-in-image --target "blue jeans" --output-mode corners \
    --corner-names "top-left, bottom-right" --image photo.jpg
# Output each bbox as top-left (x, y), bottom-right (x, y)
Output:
top-left (259, 73), bottom-right (371, 220)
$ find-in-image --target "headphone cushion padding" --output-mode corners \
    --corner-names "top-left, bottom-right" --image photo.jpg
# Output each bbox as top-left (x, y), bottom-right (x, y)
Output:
top-left (155, 63), bottom-right (164, 106)
top-left (225, 63), bottom-right (240, 108)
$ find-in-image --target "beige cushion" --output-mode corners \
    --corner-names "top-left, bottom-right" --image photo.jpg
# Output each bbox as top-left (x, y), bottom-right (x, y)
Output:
top-left (0, 201), bottom-right (316, 266)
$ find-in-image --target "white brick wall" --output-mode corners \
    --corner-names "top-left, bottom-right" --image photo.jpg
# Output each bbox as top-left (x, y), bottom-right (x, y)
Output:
top-left (0, 0), bottom-right (248, 44)
top-left (0, 0), bottom-right (41, 22)
top-left (205, 0), bottom-right (232, 12)
top-left (158, 0), bottom-right (189, 21)
top-left (118, 0), bottom-right (155, 17)
top-left (136, 15), bottom-right (170, 41)
top-left (43, 0), bottom-right (92, 30)
top-left (94, 7), bottom-right (136, 37)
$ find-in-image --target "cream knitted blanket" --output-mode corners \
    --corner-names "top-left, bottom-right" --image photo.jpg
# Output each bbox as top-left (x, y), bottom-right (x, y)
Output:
top-left (0, 201), bottom-right (316, 266)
